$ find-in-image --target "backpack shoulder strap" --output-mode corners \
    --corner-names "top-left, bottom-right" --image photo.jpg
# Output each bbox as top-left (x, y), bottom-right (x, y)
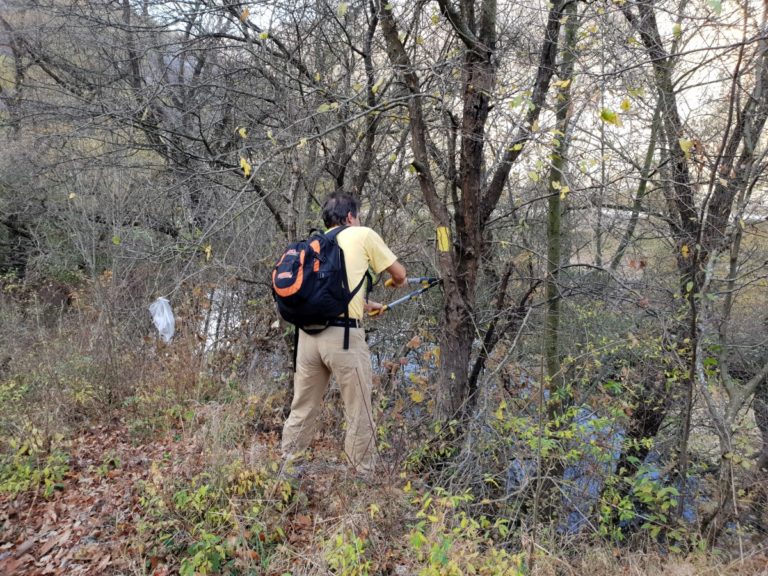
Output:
top-left (349, 269), bottom-right (371, 299)
top-left (324, 225), bottom-right (348, 240)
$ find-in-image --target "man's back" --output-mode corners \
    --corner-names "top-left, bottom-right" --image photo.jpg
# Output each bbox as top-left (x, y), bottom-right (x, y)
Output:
top-left (333, 226), bottom-right (397, 320)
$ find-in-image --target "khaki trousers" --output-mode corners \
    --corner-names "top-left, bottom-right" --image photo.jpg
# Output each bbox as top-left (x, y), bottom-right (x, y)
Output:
top-left (281, 326), bottom-right (376, 472)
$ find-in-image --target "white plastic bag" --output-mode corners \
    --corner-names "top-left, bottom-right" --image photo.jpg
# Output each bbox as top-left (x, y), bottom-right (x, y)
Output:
top-left (149, 297), bottom-right (175, 343)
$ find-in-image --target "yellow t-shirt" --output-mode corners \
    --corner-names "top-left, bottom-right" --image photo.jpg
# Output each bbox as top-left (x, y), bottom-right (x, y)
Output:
top-left (331, 225), bottom-right (398, 320)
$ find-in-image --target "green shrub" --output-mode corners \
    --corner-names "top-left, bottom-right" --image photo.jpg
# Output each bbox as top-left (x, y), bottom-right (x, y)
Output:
top-left (0, 435), bottom-right (70, 498)
top-left (136, 459), bottom-right (296, 574)
top-left (407, 488), bottom-right (524, 576)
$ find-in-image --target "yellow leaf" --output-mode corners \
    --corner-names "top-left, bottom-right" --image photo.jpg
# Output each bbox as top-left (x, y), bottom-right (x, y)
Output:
top-left (258, 31), bottom-right (269, 40)
top-left (409, 389), bottom-right (425, 403)
top-left (527, 171), bottom-right (540, 183)
top-left (551, 180), bottom-right (561, 190)
top-left (337, 2), bottom-right (349, 17)
top-left (240, 157), bottom-right (251, 177)
top-left (317, 103), bottom-right (332, 113)
top-left (620, 98), bottom-right (631, 112)
top-left (431, 13), bottom-right (439, 24)
top-left (297, 137), bottom-right (307, 149)
top-left (237, 127), bottom-right (247, 138)
top-left (68, 192), bottom-right (76, 200)
top-left (437, 226), bottom-right (450, 252)
top-left (203, 243), bottom-right (212, 262)
top-left (600, 108), bottom-right (622, 126)
top-left (368, 503), bottom-right (380, 519)
top-left (510, 143), bottom-right (523, 151)
top-left (240, 7), bottom-right (249, 21)
top-left (314, 72), bottom-right (321, 82)
top-left (495, 399), bottom-right (506, 420)
top-left (559, 186), bottom-right (570, 200)
top-left (384, 3), bottom-right (393, 10)
top-left (404, 480), bottom-right (412, 493)
top-left (679, 138), bottom-right (693, 159)
top-left (531, 119), bottom-right (540, 132)
top-left (681, 244), bottom-right (690, 258)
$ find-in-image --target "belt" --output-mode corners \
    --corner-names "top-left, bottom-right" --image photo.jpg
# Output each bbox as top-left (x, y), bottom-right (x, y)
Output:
top-left (301, 318), bottom-right (362, 332)
top-left (326, 318), bottom-right (362, 328)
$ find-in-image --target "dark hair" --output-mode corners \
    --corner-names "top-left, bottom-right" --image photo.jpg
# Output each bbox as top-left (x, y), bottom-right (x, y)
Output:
top-left (321, 192), bottom-right (359, 227)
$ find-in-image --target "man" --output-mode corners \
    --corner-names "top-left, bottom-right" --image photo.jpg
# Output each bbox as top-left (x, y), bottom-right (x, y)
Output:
top-left (281, 192), bottom-right (406, 475)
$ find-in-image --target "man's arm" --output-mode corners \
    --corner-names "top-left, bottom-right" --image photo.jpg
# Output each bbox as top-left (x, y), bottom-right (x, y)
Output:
top-left (365, 260), bottom-right (406, 316)
top-left (385, 260), bottom-right (407, 288)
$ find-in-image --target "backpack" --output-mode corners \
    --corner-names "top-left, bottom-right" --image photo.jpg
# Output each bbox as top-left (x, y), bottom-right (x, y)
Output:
top-left (271, 226), bottom-right (369, 351)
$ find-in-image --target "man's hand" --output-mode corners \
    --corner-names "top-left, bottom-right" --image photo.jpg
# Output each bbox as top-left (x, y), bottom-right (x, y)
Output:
top-left (384, 278), bottom-right (406, 288)
top-left (365, 300), bottom-right (385, 316)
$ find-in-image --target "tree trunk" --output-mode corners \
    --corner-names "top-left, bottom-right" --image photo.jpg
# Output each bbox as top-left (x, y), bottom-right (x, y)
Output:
top-left (544, 0), bottom-right (577, 393)
top-left (380, 0), bottom-right (564, 419)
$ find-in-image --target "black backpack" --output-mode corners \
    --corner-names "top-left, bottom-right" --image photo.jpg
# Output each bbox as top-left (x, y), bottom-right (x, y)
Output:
top-left (271, 226), bottom-right (368, 351)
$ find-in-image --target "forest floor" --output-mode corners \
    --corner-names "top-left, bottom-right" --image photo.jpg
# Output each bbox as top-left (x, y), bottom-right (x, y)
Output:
top-left (2, 415), bottom-right (768, 575)
top-left (0, 417), bottom-right (411, 576)
top-left (1, 423), bottom-right (194, 575)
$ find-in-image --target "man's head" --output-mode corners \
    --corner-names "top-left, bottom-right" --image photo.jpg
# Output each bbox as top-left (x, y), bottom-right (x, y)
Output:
top-left (321, 192), bottom-right (360, 228)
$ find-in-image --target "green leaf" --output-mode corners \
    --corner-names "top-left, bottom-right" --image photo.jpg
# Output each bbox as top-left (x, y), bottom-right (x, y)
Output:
top-left (600, 108), bottom-right (622, 126)
top-left (337, 2), bottom-right (349, 17)
top-left (707, 0), bottom-right (722, 14)
top-left (410, 530), bottom-right (426, 549)
top-left (111, 235), bottom-right (121, 246)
